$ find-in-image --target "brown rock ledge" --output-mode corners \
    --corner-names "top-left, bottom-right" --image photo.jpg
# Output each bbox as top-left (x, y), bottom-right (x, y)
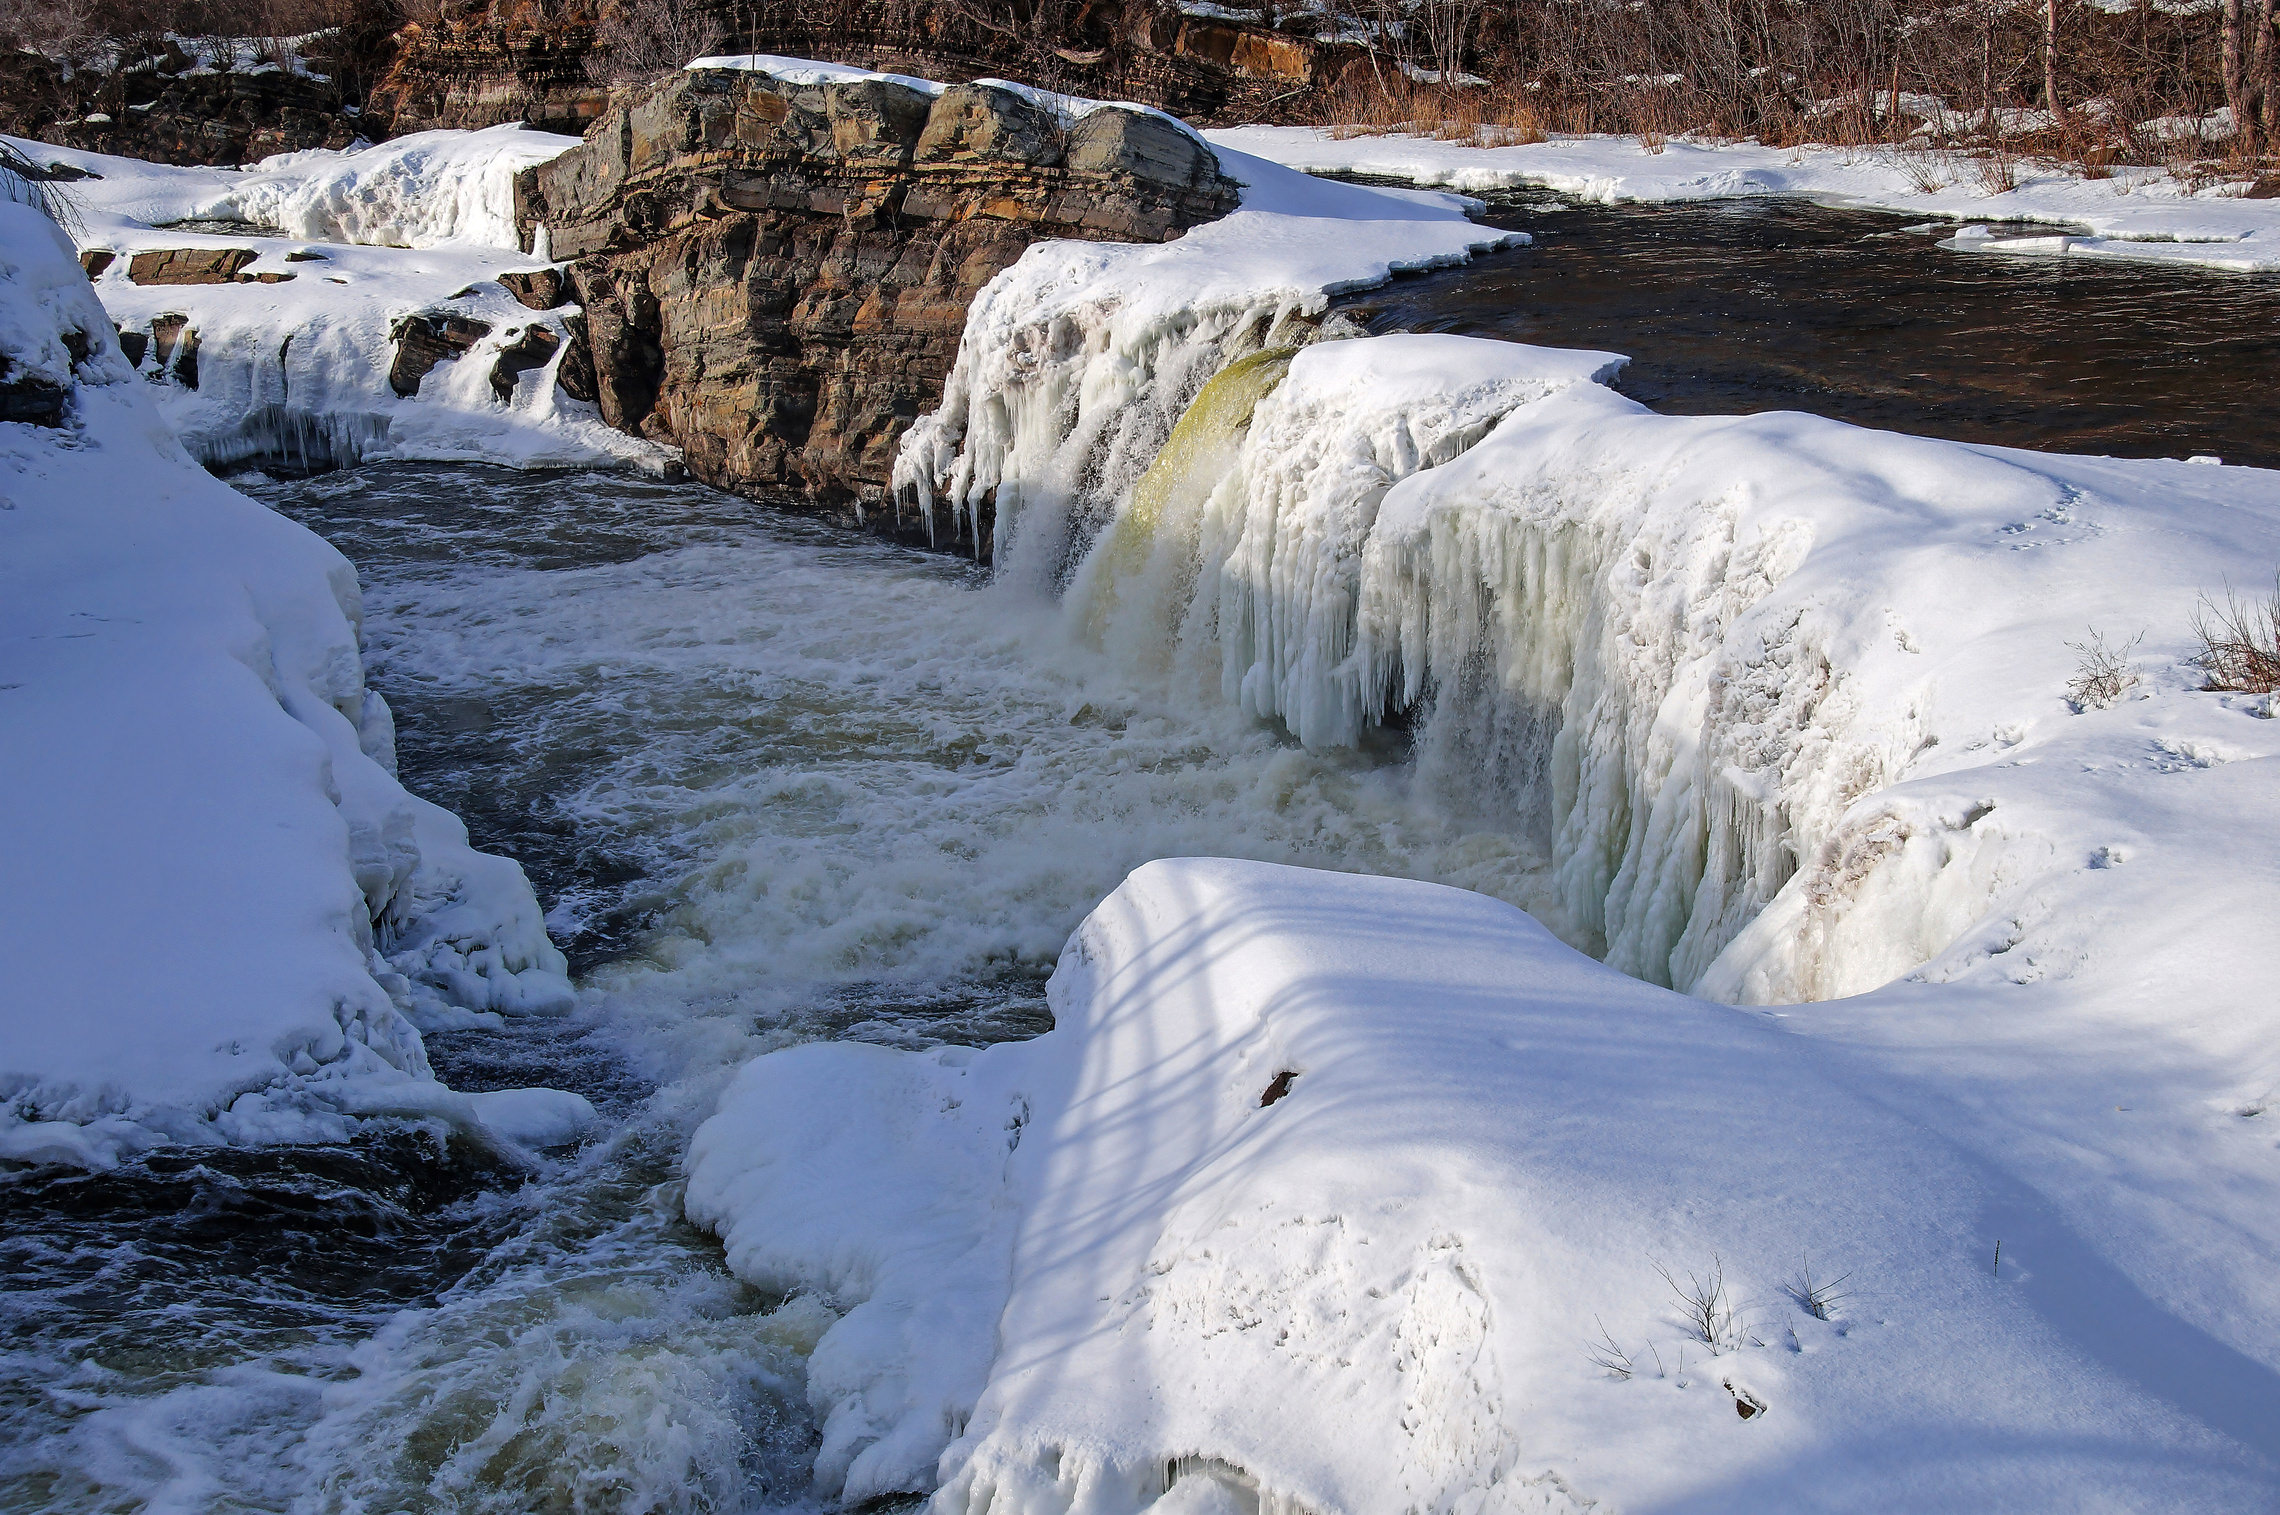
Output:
top-left (519, 67), bottom-right (1241, 538)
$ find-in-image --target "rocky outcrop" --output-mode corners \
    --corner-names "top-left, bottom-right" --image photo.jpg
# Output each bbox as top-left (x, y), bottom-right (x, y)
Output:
top-left (366, 0), bottom-right (610, 138)
top-left (388, 311), bottom-right (495, 396)
top-left (520, 67), bottom-right (1240, 526)
top-left (2, 43), bottom-right (367, 168)
top-left (122, 248), bottom-right (296, 286)
top-left (365, 0), bottom-right (1368, 139)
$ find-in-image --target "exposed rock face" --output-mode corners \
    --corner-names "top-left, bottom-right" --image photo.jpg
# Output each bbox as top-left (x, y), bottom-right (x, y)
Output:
top-left (365, 1), bottom-right (1365, 139)
top-left (2, 45), bottom-right (367, 168)
top-left (366, 1), bottom-right (609, 138)
top-left (522, 67), bottom-right (1240, 522)
top-left (122, 248), bottom-right (301, 286)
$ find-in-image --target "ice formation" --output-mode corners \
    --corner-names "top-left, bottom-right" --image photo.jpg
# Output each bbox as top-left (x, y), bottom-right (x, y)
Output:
top-left (5, 131), bottom-right (662, 474)
top-left (890, 144), bottom-right (1522, 582)
top-left (0, 197), bottom-right (586, 1168)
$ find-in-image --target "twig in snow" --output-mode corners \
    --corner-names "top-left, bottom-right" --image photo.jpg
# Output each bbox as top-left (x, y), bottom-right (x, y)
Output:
top-left (1584, 1317), bottom-right (1634, 1380)
top-left (1657, 1257), bottom-right (1748, 1353)
top-left (2064, 626), bottom-right (2143, 711)
top-left (1783, 1256), bottom-right (1852, 1321)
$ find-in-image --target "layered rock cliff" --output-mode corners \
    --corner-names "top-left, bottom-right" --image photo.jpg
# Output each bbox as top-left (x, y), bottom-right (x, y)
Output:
top-left (366, 0), bottom-right (1365, 139)
top-left (519, 67), bottom-right (1240, 534)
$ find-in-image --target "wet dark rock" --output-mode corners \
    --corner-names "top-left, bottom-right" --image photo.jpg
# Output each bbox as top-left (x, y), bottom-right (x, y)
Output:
top-left (498, 267), bottom-right (568, 309)
top-left (388, 311), bottom-right (493, 397)
top-left (0, 356), bottom-right (69, 427)
top-left (521, 68), bottom-right (1240, 510)
top-left (489, 324), bottom-right (560, 400)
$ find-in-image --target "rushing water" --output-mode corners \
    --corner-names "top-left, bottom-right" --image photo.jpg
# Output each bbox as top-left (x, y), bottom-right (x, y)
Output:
top-left (1349, 191), bottom-right (2280, 469)
top-left (0, 462), bottom-right (1555, 1514)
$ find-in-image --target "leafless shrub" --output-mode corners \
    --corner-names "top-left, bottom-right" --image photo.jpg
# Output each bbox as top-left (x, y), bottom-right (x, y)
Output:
top-left (1782, 1257), bottom-right (1852, 1321)
top-left (586, 0), bottom-right (721, 85)
top-left (1584, 1317), bottom-right (1635, 1380)
top-left (1657, 1258), bottom-right (1753, 1354)
top-left (1893, 141), bottom-right (1952, 192)
top-left (0, 142), bottom-right (84, 241)
top-left (2191, 574), bottom-right (2280, 693)
top-left (0, 0), bottom-right (100, 63)
top-left (1975, 144), bottom-right (2021, 192)
top-left (2064, 626), bottom-right (2143, 710)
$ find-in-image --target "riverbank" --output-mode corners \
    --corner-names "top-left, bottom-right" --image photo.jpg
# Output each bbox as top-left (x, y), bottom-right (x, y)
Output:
top-left (1211, 124), bottom-right (2280, 271)
top-left (0, 195), bottom-right (586, 1168)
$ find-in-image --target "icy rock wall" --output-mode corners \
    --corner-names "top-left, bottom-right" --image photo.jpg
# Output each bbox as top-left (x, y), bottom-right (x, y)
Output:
top-left (887, 137), bottom-right (1516, 572)
top-left (891, 260), bottom-right (1323, 581)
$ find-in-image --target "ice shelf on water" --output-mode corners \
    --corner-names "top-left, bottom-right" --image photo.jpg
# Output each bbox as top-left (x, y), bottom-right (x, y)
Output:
top-left (1207, 124), bottom-right (2280, 272)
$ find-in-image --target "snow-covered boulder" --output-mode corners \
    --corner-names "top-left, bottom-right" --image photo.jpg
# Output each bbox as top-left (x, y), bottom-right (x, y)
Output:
top-left (0, 195), bottom-right (586, 1168)
top-left (690, 858), bottom-right (2279, 1511)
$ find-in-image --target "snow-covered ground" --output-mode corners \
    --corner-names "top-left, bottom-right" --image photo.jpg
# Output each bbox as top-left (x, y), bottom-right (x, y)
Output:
top-left (1209, 125), bottom-right (2280, 271)
top-left (0, 194), bottom-right (589, 1168)
top-left (3, 127), bottom-right (659, 472)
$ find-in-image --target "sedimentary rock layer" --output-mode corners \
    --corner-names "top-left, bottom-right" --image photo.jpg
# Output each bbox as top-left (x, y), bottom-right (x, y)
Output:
top-left (521, 67), bottom-right (1241, 515)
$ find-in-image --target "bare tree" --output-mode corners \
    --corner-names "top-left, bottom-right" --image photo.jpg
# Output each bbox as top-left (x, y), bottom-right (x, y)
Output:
top-left (587, 0), bottom-right (723, 84)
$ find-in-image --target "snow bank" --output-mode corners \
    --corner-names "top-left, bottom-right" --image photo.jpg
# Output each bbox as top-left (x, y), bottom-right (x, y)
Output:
top-left (5, 133), bottom-right (659, 474)
top-left (1208, 126), bottom-right (2280, 271)
top-left (689, 858), bottom-right (2279, 1511)
top-left (891, 146), bottom-right (1520, 584)
top-left (197, 126), bottom-right (580, 250)
top-left (0, 200), bottom-right (586, 1168)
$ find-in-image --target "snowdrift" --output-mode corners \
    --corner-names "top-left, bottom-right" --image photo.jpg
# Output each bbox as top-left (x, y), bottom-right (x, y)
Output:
top-left (4, 130), bottom-right (659, 474)
top-left (690, 859), bottom-right (2280, 1511)
top-left (0, 199), bottom-right (587, 1168)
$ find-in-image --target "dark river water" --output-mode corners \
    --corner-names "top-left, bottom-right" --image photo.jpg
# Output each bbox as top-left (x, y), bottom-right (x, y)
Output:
top-left (1347, 191), bottom-right (2280, 469)
top-left (4, 195), bottom-right (2273, 1512)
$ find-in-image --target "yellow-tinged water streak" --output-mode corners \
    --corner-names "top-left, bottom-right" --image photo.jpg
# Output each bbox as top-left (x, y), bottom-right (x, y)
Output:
top-left (1077, 348), bottom-right (1296, 655)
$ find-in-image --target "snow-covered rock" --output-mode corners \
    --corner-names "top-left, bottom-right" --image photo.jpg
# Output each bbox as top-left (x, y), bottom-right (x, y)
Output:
top-left (5, 130), bottom-right (664, 473)
top-left (0, 196), bottom-right (586, 1168)
top-left (690, 858), bottom-right (2280, 1511)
